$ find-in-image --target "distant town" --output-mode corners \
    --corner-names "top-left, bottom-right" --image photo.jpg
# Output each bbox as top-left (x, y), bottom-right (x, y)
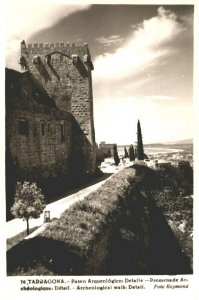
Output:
top-left (144, 143), bottom-right (193, 168)
top-left (99, 140), bottom-right (193, 172)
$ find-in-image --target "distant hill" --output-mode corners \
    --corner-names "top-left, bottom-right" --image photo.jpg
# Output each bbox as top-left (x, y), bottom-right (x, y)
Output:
top-left (118, 139), bottom-right (193, 153)
top-left (144, 139), bottom-right (193, 147)
top-left (143, 139), bottom-right (193, 153)
top-left (144, 138), bottom-right (193, 147)
top-left (119, 139), bottom-right (193, 149)
top-left (163, 138), bottom-right (193, 145)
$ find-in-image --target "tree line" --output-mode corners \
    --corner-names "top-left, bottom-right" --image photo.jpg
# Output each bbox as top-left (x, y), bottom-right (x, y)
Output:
top-left (113, 119), bottom-right (146, 165)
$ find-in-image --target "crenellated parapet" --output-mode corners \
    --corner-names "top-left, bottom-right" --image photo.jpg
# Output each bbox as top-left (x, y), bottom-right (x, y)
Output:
top-left (21, 40), bottom-right (93, 70)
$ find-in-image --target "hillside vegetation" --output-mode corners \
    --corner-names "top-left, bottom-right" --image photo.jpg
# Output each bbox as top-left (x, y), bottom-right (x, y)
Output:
top-left (7, 163), bottom-right (193, 275)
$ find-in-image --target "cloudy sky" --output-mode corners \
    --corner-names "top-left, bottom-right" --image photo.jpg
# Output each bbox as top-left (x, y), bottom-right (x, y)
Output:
top-left (5, 1), bottom-right (194, 144)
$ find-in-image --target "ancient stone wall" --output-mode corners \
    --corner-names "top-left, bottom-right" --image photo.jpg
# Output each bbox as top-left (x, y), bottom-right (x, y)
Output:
top-left (20, 41), bottom-right (96, 171)
top-left (7, 110), bottom-right (72, 180)
top-left (6, 69), bottom-right (73, 181)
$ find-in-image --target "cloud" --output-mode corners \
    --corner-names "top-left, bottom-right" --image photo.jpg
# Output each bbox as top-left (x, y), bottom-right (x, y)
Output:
top-left (181, 12), bottom-right (193, 28)
top-left (5, 1), bottom-right (91, 70)
top-left (96, 35), bottom-right (124, 47)
top-left (92, 6), bottom-right (193, 144)
top-left (93, 6), bottom-right (185, 82)
top-left (143, 95), bottom-right (175, 101)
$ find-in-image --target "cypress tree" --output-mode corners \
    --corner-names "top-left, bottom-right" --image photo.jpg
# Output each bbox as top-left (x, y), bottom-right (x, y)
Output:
top-left (134, 146), bottom-right (137, 159)
top-left (137, 120), bottom-right (144, 160)
top-left (129, 145), bottom-right (135, 161)
top-left (107, 148), bottom-right (111, 157)
top-left (113, 145), bottom-right (120, 166)
top-left (124, 147), bottom-right (129, 158)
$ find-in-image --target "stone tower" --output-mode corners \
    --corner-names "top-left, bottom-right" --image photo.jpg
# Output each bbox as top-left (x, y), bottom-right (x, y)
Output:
top-left (20, 40), bottom-right (96, 172)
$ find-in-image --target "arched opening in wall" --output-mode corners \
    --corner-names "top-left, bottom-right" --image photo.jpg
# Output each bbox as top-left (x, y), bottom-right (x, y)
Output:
top-left (33, 56), bottom-right (41, 65)
top-left (45, 55), bottom-right (51, 65)
top-left (18, 118), bottom-right (29, 135)
top-left (47, 122), bottom-right (51, 134)
top-left (19, 56), bottom-right (28, 71)
top-left (61, 121), bottom-right (64, 142)
top-left (41, 121), bottom-right (45, 136)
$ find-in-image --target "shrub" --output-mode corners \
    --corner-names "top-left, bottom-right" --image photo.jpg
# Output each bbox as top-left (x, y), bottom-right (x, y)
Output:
top-left (7, 168), bottom-right (139, 275)
top-left (113, 145), bottom-right (120, 166)
top-left (124, 147), bottom-right (129, 158)
top-left (7, 164), bottom-right (193, 275)
top-left (10, 181), bottom-right (46, 235)
top-left (129, 145), bottom-right (135, 161)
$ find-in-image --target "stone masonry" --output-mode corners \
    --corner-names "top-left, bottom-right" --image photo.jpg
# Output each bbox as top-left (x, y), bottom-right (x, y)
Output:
top-left (6, 40), bottom-right (97, 219)
top-left (6, 69), bottom-right (74, 180)
top-left (20, 40), bottom-right (96, 167)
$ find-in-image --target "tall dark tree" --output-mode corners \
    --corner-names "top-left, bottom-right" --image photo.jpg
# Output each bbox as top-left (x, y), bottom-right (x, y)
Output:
top-left (137, 120), bottom-right (144, 160)
top-left (134, 146), bottom-right (137, 159)
top-left (129, 145), bottom-right (135, 161)
top-left (107, 148), bottom-right (112, 157)
top-left (124, 147), bottom-right (129, 158)
top-left (113, 145), bottom-right (120, 166)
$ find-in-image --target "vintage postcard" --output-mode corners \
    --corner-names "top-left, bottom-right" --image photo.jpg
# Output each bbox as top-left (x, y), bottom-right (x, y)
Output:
top-left (1, 0), bottom-right (199, 299)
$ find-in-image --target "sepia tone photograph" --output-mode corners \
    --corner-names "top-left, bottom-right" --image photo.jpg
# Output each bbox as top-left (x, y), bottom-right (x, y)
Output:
top-left (3, 0), bottom-right (196, 293)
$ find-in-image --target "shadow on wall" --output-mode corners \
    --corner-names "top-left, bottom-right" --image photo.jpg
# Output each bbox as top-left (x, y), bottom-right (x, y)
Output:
top-left (105, 165), bottom-right (192, 275)
top-left (6, 136), bottom-right (18, 221)
top-left (105, 188), bottom-right (192, 275)
top-left (147, 194), bottom-right (191, 274)
top-left (5, 69), bottom-right (96, 220)
top-left (7, 236), bottom-right (86, 276)
top-left (34, 58), bottom-right (51, 82)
